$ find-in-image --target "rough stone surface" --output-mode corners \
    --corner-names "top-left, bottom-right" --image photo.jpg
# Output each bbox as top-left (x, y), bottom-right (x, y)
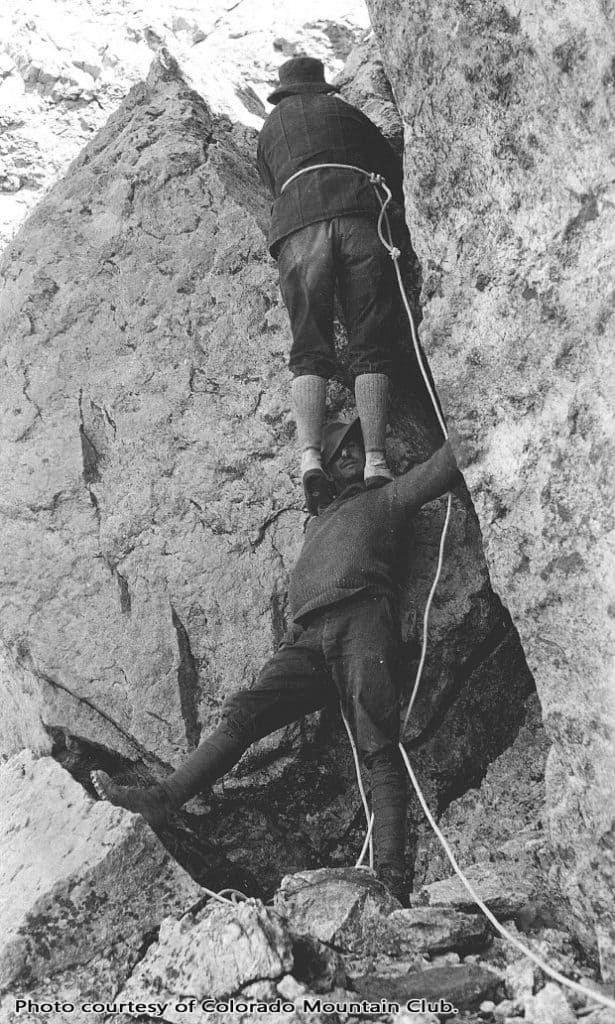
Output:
top-left (0, 51), bottom-right (536, 889)
top-left (0, 642), bottom-right (53, 757)
top-left (393, 1013), bottom-right (438, 1024)
top-left (354, 964), bottom-right (502, 1011)
top-left (505, 957), bottom-right (537, 1005)
top-left (274, 868), bottom-right (399, 953)
top-left (415, 693), bottom-right (550, 896)
top-left (366, 906), bottom-right (490, 957)
top-left (0, 0), bottom-right (370, 247)
top-left (334, 34), bottom-right (403, 152)
top-left (115, 899), bottom-right (293, 1024)
top-left (523, 982), bottom-right (576, 1024)
top-left (366, 0), bottom-right (615, 966)
top-left (0, 751), bottom-right (202, 1024)
top-left (584, 1011), bottom-right (615, 1024)
top-left (416, 865), bottom-right (533, 919)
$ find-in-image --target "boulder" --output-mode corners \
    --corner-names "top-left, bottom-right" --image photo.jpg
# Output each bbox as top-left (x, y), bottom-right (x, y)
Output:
top-left (0, 751), bottom-right (202, 1024)
top-left (417, 865), bottom-right (533, 919)
top-left (523, 982), bottom-right (576, 1024)
top-left (274, 868), bottom-right (398, 953)
top-left (584, 1011), bottom-right (615, 1024)
top-left (354, 963), bottom-right (502, 1012)
top-left (115, 899), bottom-right (293, 1024)
top-left (367, 906), bottom-right (490, 958)
top-left (366, 0), bottom-right (615, 968)
top-left (505, 957), bottom-right (537, 1006)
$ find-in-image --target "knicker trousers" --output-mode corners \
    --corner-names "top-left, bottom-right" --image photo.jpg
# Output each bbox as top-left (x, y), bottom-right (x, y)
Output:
top-left (165, 594), bottom-right (407, 871)
top-left (276, 216), bottom-right (398, 380)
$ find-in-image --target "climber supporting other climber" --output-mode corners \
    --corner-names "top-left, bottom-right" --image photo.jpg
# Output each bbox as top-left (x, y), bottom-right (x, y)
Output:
top-left (91, 424), bottom-right (460, 904)
top-left (256, 57), bottom-right (407, 515)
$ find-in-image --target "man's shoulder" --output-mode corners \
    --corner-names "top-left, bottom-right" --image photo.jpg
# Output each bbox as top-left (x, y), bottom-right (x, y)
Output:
top-left (326, 480), bottom-right (394, 516)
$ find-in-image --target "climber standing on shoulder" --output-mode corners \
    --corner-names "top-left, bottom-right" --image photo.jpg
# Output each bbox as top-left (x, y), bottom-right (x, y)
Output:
top-left (256, 56), bottom-right (406, 515)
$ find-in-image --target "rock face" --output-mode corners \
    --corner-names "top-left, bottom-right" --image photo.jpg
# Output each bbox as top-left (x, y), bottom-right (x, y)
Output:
top-left (414, 693), bottom-right (551, 907)
top-left (0, 752), bottom-right (202, 1024)
top-left (0, 0), bottom-right (370, 248)
top-left (366, 0), bottom-right (615, 971)
top-left (0, 51), bottom-right (534, 890)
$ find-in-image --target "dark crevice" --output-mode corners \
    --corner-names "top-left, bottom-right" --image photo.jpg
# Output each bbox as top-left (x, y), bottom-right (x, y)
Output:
top-left (404, 605), bottom-right (531, 752)
top-left (31, 664), bottom-right (159, 767)
top-left (116, 572), bottom-right (132, 615)
top-left (46, 725), bottom-right (149, 791)
top-left (78, 422), bottom-right (102, 485)
top-left (270, 589), bottom-right (288, 650)
top-left (47, 726), bottom-right (262, 901)
top-left (171, 607), bottom-right (202, 749)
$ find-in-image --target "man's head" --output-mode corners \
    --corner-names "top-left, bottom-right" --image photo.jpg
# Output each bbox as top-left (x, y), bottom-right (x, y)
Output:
top-left (322, 419), bottom-right (365, 491)
top-left (267, 57), bottom-right (340, 106)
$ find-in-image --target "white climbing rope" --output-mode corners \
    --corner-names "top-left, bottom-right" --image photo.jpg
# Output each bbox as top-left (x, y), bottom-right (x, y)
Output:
top-left (398, 742), bottom-right (615, 1012)
top-left (282, 162), bottom-right (615, 1014)
top-left (341, 707), bottom-right (375, 869)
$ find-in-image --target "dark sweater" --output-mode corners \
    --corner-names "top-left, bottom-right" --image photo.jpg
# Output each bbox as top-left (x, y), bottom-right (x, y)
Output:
top-left (256, 92), bottom-right (403, 255)
top-left (288, 443), bottom-right (460, 623)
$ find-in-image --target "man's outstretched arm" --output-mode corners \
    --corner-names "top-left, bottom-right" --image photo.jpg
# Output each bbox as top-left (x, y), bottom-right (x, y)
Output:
top-left (393, 440), bottom-right (462, 514)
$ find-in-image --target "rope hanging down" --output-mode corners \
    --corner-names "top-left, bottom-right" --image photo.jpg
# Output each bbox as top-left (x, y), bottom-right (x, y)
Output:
top-left (282, 162), bottom-right (615, 1014)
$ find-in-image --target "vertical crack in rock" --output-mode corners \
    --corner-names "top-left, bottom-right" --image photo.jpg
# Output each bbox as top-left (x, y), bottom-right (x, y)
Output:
top-left (116, 572), bottom-right (132, 615)
top-left (249, 506), bottom-right (297, 550)
top-left (270, 589), bottom-right (288, 651)
top-left (78, 391), bottom-right (102, 487)
top-left (171, 607), bottom-right (202, 749)
top-left (16, 366), bottom-right (43, 442)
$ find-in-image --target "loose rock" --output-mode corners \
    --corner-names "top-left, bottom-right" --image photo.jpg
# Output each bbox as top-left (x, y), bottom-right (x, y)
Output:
top-left (275, 867), bottom-right (398, 953)
top-left (523, 982), bottom-right (576, 1024)
top-left (505, 957), bottom-right (536, 1004)
top-left (354, 964), bottom-right (502, 1012)
top-left (116, 899), bottom-right (293, 1024)
top-left (366, 907), bottom-right (490, 958)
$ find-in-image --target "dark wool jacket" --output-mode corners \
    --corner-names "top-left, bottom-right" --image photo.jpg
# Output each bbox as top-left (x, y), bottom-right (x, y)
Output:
top-left (256, 92), bottom-right (404, 255)
top-left (288, 443), bottom-right (461, 623)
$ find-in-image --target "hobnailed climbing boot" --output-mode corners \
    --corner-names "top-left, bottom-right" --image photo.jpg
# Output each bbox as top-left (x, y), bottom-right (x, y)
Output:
top-left (90, 770), bottom-right (175, 828)
top-left (301, 448), bottom-right (335, 516)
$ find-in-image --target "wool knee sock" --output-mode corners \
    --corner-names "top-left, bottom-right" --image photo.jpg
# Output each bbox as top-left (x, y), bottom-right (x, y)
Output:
top-left (291, 375), bottom-right (326, 474)
top-left (354, 373), bottom-right (392, 478)
top-left (161, 726), bottom-right (247, 806)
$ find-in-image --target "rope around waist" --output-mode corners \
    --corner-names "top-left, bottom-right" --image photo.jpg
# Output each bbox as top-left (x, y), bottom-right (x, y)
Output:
top-left (280, 162), bottom-right (389, 194)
